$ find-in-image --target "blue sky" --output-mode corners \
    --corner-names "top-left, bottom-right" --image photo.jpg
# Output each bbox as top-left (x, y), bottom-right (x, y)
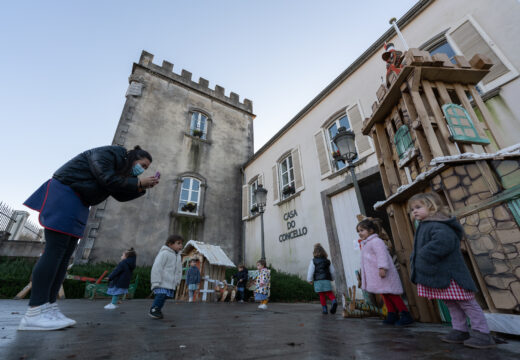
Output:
top-left (0, 0), bottom-right (417, 218)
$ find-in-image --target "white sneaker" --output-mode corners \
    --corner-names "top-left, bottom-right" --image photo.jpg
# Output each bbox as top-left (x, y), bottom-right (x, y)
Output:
top-left (258, 304), bottom-right (268, 310)
top-left (18, 304), bottom-right (71, 331)
top-left (49, 303), bottom-right (76, 327)
top-left (104, 303), bottom-right (118, 310)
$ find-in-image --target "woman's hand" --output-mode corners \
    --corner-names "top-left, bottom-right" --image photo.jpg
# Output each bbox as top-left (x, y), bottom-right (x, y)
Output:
top-left (139, 176), bottom-right (159, 189)
top-left (379, 268), bottom-right (387, 278)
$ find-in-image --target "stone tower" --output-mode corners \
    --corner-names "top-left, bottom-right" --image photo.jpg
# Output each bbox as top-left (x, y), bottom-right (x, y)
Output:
top-left (75, 50), bottom-right (255, 265)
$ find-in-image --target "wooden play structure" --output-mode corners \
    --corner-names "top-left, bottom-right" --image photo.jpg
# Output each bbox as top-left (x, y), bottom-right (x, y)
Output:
top-left (176, 240), bottom-right (236, 302)
top-left (362, 46), bottom-right (520, 332)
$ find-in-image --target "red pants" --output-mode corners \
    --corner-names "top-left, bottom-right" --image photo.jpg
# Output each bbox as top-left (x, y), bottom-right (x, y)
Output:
top-left (381, 294), bottom-right (408, 313)
top-left (318, 291), bottom-right (336, 306)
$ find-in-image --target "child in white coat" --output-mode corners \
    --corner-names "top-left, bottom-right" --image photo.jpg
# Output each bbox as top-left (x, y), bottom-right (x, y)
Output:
top-left (149, 234), bottom-right (184, 319)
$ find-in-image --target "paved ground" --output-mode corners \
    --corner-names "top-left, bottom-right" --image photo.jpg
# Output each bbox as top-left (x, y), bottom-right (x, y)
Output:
top-left (1, 299), bottom-right (519, 360)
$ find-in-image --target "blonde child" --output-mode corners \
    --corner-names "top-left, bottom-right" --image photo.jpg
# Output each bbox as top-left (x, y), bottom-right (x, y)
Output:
top-left (357, 218), bottom-right (413, 326)
top-left (409, 192), bottom-right (495, 349)
top-left (307, 243), bottom-right (337, 314)
top-left (149, 235), bottom-right (184, 319)
top-left (254, 259), bottom-right (271, 310)
top-left (104, 247), bottom-right (137, 309)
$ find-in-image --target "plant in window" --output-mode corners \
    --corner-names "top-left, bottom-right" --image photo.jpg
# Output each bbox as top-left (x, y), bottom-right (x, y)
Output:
top-left (192, 129), bottom-right (203, 138)
top-left (181, 202), bottom-right (197, 212)
top-left (250, 205), bottom-right (259, 214)
top-left (282, 184), bottom-right (295, 196)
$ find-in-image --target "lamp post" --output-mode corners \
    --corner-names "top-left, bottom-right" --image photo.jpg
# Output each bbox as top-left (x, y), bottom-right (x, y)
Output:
top-left (254, 184), bottom-right (268, 261)
top-left (332, 127), bottom-right (366, 215)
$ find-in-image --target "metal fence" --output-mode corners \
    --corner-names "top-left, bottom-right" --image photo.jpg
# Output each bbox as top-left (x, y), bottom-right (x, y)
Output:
top-left (0, 201), bottom-right (14, 233)
top-left (0, 201), bottom-right (43, 241)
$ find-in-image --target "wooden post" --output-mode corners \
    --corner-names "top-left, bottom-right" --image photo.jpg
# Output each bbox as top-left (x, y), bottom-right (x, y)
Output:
top-left (374, 123), bottom-right (401, 194)
top-left (400, 94), bottom-right (432, 168)
top-left (371, 129), bottom-right (391, 197)
top-left (422, 80), bottom-right (459, 155)
top-left (409, 88), bottom-right (444, 159)
top-left (467, 85), bottom-right (501, 150)
top-left (454, 84), bottom-right (492, 153)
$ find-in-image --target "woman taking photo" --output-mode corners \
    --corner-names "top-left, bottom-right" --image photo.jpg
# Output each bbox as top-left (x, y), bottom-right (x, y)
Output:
top-left (19, 145), bottom-right (159, 331)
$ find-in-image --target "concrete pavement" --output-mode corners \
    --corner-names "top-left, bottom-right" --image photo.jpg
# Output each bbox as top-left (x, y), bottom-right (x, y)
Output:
top-left (1, 299), bottom-right (519, 359)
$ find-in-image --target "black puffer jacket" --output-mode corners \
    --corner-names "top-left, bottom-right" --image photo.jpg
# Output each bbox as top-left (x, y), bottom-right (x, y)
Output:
top-left (233, 269), bottom-right (249, 288)
top-left (410, 216), bottom-right (477, 292)
top-left (313, 258), bottom-right (332, 281)
top-left (53, 146), bottom-right (144, 206)
top-left (107, 256), bottom-right (136, 289)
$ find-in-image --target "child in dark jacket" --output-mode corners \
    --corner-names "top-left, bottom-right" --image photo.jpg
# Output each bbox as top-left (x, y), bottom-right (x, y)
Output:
top-left (409, 192), bottom-right (495, 349)
top-left (186, 258), bottom-right (201, 302)
top-left (307, 243), bottom-right (337, 314)
top-left (104, 248), bottom-right (136, 310)
top-left (233, 265), bottom-right (248, 302)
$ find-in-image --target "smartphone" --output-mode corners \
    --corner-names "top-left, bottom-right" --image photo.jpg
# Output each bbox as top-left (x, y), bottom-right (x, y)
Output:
top-left (154, 171), bottom-right (161, 179)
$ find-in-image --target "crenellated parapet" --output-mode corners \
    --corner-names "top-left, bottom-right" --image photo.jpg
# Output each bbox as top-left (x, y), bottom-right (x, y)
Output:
top-left (132, 50), bottom-right (254, 114)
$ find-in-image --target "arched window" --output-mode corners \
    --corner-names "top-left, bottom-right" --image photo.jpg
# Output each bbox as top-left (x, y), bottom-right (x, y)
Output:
top-left (190, 111), bottom-right (208, 139)
top-left (442, 104), bottom-right (490, 144)
top-left (394, 125), bottom-right (414, 159)
top-left (178, 177), bottom-right (201, 215)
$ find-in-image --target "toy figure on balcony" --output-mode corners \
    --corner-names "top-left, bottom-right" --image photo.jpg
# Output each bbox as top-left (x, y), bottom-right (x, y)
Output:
top-left (382, 42), bottom-right (404, 88)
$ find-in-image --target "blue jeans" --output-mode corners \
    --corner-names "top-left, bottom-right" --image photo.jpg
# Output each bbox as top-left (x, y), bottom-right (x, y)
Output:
top-left (237, 287), bottom-right (245, 301)
top-left (152, 294), bottom-right (167, 309)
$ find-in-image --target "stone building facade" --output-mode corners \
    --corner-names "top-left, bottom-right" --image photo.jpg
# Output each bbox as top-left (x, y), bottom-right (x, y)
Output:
top-left (75, 51), bottom-right (255, 265)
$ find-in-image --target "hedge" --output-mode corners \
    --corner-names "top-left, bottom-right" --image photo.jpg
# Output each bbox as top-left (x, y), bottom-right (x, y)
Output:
top-left (1, 258), bottom-right (318, 302)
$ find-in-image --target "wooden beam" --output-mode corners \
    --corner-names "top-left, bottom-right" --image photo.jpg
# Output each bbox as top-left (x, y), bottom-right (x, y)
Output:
top-left (410, 89), bottom-right (444, 159)
top-left (467, 85), bottom-right (502, 150)
top-left (371, 130), bottom-right (392, 197)
top-left (400, 95), bottom-right (432, 167)
top-left (422, 80), bottom-right (459, 156)
top-left (435, 81), bottom-right (452, 105)
top-left (374, 123), bottom-right (401, 194)
top-left (454, 84), bottom-right (492, 153)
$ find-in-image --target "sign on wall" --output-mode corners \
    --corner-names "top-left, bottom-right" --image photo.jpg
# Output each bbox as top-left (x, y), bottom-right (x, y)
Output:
top-left (279, 210), bottom-right (308, 242)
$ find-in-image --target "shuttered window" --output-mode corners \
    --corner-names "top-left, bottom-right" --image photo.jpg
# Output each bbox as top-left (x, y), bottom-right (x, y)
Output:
top-left (314, 130), bottom-right (332, 177)
top-left (448, 17), bottom-right (516, 88)
top-left (347, 104), bottom-right (372, 155)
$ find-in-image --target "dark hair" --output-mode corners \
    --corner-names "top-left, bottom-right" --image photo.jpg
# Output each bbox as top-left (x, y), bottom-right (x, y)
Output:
top-left (257, 259), bottom-right (266, 267)
top-left (165, 234), bottom-right (184, 246)
top-left (313, 243), bottom-right (328, 258)
top-left (356, 218), bottom-right (381, 236)
top-left (118, 145), bottom-right (153, 176)
top-left (125, 247), bottom-right (136, 258)
top-left (238, 264), bottom-right (245, 269)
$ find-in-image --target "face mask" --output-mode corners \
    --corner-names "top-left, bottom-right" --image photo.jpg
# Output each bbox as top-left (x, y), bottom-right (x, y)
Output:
top-left (132, 163), bottom-right (145, 176)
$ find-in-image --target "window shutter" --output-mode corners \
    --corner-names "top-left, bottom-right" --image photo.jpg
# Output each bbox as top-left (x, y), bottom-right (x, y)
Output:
top-left (347, 104), bottom-right (371, 155)
top-left (314, 130), bottom-right (332, 177)
top-left (271, 165), bottom-right (279, 203)
top-left (449, 20), bottom-right (509, 85)
top-left (291, 148), bottom-right (304, 191)
top-left (241, 185), bottom-right (249, 220)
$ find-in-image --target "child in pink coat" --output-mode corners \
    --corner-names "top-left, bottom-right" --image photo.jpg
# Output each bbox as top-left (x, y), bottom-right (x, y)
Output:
top-left (358, 218), bottom-right (413, 326)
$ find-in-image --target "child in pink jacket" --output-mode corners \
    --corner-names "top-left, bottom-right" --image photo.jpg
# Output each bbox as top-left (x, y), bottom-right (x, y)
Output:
top-left (358, 218), bottom-right (413, 326)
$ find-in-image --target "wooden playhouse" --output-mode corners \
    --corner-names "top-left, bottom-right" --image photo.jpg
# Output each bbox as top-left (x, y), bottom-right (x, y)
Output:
top-left (176, 240), bottom-right (236, 302)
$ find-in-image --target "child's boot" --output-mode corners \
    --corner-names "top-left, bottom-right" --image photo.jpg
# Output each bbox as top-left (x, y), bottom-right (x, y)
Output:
top-left (395, 311), bottom-right (414, 326)
top-left (463, 330), bottom-right (496, 349)
top-left (149, 307), bottom-right (163, 319)
top-left (330, 300), bottom-right (338, 314)
top-left (440, 329), bottom-right (470, 344)
top-left (382, 312), bottom-right (398, 325)
top-left (322, 305), bottom-right (328, 314)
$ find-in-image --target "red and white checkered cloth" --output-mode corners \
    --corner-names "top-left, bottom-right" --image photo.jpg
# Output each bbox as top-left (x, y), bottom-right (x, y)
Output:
top-left (417, 279), bottom-right (475, 300)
